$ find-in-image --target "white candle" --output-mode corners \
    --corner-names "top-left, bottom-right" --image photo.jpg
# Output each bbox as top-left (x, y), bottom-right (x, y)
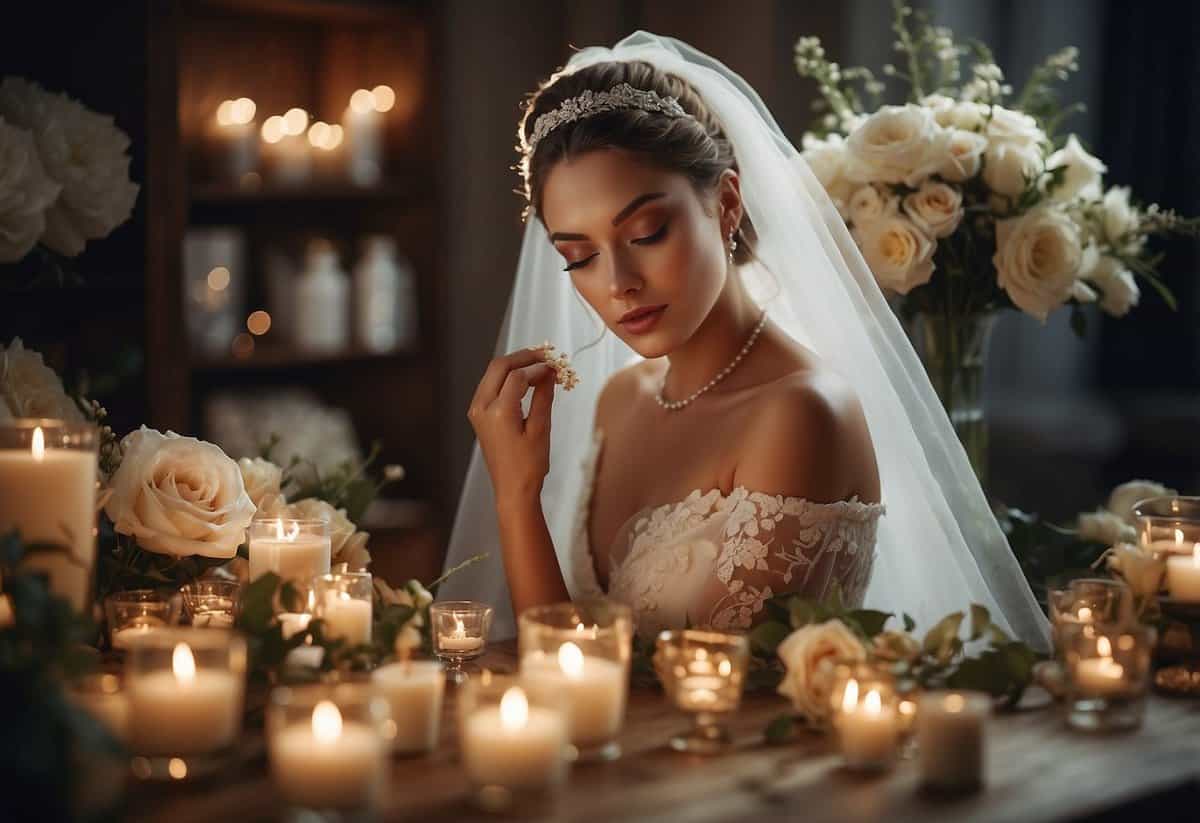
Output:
top-left (111, 622), bottom-right (167, 651)
top-left (127, 642), bottom-right (242, 755)
top-left (249, 519), bottom-right (331, 584)
top-left (270, 700), bottom-right (386, 809)
top-left (438, 616), bottom-right (484, 654)
top-left (1167, 545), bottom-right (1200, 602)
top-left (191, 611), bottom-right (235, 629)
top-left (372, 661), bottom-right (445, 754)
top-left (1074, 636), bottom-right (1129, 697)
top-left (345, 89), bottom-right (383, 186)
top-left (209, 98), bottom-right (258, 181)
top-left (70, 675), bottom-right (129, 742)
top-left (461, 686), bottom-right (567, 789)
top-left (838, 681), bottom-right (897, 768)
top-left (322, 591), bottom-right (371, 645)
top-left (916, 691), bottom-right (988, 792)
top-left (520, 642), bottom-right (626, 748)
top-left (0, 427), bottom-right (97, 611)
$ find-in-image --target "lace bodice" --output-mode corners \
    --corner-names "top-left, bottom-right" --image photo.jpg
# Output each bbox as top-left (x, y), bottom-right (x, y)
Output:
top-left (571, 433), bottom-right (884, 638)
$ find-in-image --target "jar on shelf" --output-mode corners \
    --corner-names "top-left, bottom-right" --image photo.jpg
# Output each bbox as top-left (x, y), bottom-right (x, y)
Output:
top-left (353, 235), bottom-right (418, 353)
top-left (295, 238), bottom-right (350, 353)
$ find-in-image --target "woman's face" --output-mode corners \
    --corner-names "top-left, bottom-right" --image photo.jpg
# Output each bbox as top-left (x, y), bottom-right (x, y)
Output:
top-left (539, 149), bottom-right (740, 359)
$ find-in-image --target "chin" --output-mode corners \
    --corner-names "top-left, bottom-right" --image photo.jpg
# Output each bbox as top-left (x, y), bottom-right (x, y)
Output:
top-left (615, 328), bottom-right (677, 359)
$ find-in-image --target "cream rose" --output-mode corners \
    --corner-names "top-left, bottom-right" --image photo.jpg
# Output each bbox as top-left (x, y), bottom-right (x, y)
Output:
top-left (1107, 479), bottom-right (1177, 524)
top-left (1085, 255), bottom-right (1140, 317)
top-left (854, 214), bottom-right (936, 295)
top-left (1101, 186), bottom-right (1140, 249)
top-left (993, 207), bottom-right (1083, 321)
top-left (1105, 543), bottom-right (1165, 598)
top-left (983, 141), bottom-right (1042, 199)
top-left (939, 129), bottom-right (988, 182)
top-left (801, 133), bottom-right (855, 213)
top-left (0, 337), bottom-right (85, 422)
top-left (846, 185), bottom-right (894, 226)
top-left (237, 456), bottom-right (284, 513)
top-left (845, 104), bottom-right (948, 187)
top-left (902, 181), bottom-right (964, 239)
top-left (285, 497), bottom-right (371, 570)
top-left (0, 117), bottom-right (60, 262)
top-left (777, 620), bottom-right (867, 723)
top-left (1078, 508), bottom-right (1136, 546)
top-left (104, 427), bottom-right (256, 559)
top-left (1046, 135), bottom-right (1106, 202)
top-left (985, 105), bottom-right (1044, 148)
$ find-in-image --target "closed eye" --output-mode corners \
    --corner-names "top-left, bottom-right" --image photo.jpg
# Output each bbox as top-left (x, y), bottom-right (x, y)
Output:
top-left (633, 223), bottom-right (668, 245)
top-left (563, 253), bottom-right (597, 272)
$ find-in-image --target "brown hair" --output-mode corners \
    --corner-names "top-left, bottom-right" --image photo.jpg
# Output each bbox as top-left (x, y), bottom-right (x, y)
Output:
top-left (518, 60), bottom-right (756, 264)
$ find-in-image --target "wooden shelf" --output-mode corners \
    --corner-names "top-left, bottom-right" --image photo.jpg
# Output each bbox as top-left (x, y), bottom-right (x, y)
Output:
top-left (190, 344), bottom-right (423, 373)
top-left (189, 180), bottom-right (425, 206)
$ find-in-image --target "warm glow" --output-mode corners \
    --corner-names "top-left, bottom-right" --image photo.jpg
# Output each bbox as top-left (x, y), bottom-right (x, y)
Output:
top-left (261, 115), bottom-right (286, 143)
top-left (31, 426), bottom-right (45, 461)
top-left (557, 641), bottom-right (584, 680)
top-left (1097, 636), bottom-right (1112, 658)
top-left (1118, 634), bottom-right (1135, 652)
top-left (207, 266), bottom-right (230, 291)
top-left (172, 643), bottom-right (196, 685)
top-left (216, 99), bottom-right (236, 126)
top-left (1176, 529), bottom-right (1186, 547)
top-left (231, 333), bottom-right (255, 359)
top-left (168, 758), bottom-right (188, 780)
top-left (283, 108), bottom-right (309, 136)
top-left (312, 700), bottom-right (343, 744)
top-left (350, 88), bottom-right (375, 114)
top-left (718, 658), bottom-right (732, 677)
top-left (1193, 544), bottom-right (1200, 568)
top-left (944, 693), bottom-right (965, 713)
top-left (247, 310), bottom-right (271, 336)
top-left (307, 121), bottom-right (331, 148)
top-left (841, 678), bottom-right (859, 713)
top-left (863, 689), bottom-right (882, 715)
top-left (1076, 606), bottom-right (1092, 622)
top-left (899, 699), bottom-right (916, 718)
top-left (231, 97), bottom-right (256, 125)
top-left (371, 84), bottom-right (396, 112)
top-left (500, 686), bottom-right (529, 731)
top-left (326, 124), bottom-right (344, 149)
top-left (273, 518), bottom-right (300, 541)
top-left (452, 616), bottom-right (466, 639)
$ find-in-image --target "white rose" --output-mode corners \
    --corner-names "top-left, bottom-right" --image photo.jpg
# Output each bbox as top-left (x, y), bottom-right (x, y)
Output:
top-left (104, 427), bottom-right (256, 559)
top-left (1071, 279), bottom-right (1098, 303)
top-left (1105, 543), bottom-right (1166, 599)
top-left (801, 132), bottom-right (855, 212)
top-left (1101, 186), bottom-right (1140, 248)
top-left (845, 104), bottom-right (948, 187)
top-left (846, 185), bottom-right (895, 226)
top-left (1107, 479), bottom-right (1177, 524)
top-left (921, 94), bottom-right (957, 127)
top-left (949, 101), bottom-right (989, 131)
top-left (1085, 255), bottom-right (1140, 317)
top-left (985, 105), bottom-right (1044, 148)
top-left (902, 181), bottom-right (964, 239)
top-left (374, 577), bottom-right (415, 608)
top-left (0, 77), bottom-right (139, 257)
top-left (1078, 508), bottom-right (1136, 546)
top-left (406, 579), bottom-right (433, 609)
top-left (983, 141), bottom-right (1042, 199)
top-left (237, 457), bottom-right (284, 512)
top-left (0, 337), bottom-right (85, 422)
top-left (1046, 135), bottom-right (1106, 203)
top-left (777, 619), bottom-right (867, 723)
top-left (993, 207), bottom-right (1083, 321)
top-left (854, 214), bottom-right (936, 295)
top-left (939, 129), bottom-right (988, 182)
top-left (285, 497), bottom-right (371, 570)
top-left (0, 117), bottom-right (60, 262)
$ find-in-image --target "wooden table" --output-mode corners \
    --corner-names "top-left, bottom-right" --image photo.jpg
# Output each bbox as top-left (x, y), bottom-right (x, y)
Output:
top-left (127, 644), bottom-right (1200, 822)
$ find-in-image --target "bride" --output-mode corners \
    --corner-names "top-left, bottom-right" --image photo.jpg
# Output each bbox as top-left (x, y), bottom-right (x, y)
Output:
top-left (440, 32), bottom-right (1048, 649)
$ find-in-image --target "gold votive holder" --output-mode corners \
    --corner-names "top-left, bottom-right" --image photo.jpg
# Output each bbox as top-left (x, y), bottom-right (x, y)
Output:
top-left (313, 571), bottom-right (373, 647)
top-left (1063, 621), bottom-right (1154, 732)
top-left (267, 682), bottom-right (392, 814)
top-left (519, 600), bottom-right (632, 761)
top-left (179, 579), bottom-right (241, 629)
top-left (105, 589), bottom-right (179, 651)
top-left (916, 690), bottom-right (990, 793)
top-left (458, 674), bottom-right (569, 814)
top-left (125, 628), bottom-right (246, 780)
top-left (828, 660), bottom-right (900, 771)
top-left (653, 629), bottom-right (748, 755)
top-left (430, 600), bottom-right (493, 685)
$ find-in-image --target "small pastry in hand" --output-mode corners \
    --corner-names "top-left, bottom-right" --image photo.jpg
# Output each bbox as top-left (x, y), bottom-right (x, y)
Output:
top-left (536, 341), bottom-right (579, 391)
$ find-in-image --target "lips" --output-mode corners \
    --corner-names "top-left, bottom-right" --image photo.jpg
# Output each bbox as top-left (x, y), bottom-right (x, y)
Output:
top-left (618, 304), bottom-right (667, 334)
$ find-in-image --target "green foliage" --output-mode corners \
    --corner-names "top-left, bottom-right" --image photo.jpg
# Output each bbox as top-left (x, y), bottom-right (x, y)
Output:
top-left (263, 435), bottom-right (398, 524)
top-left (995, 504), bottom-right (1108, 607)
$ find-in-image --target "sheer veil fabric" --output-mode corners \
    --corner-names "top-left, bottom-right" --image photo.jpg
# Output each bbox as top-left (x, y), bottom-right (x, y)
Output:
top-left (440, 31), bottom-right (1050, 649)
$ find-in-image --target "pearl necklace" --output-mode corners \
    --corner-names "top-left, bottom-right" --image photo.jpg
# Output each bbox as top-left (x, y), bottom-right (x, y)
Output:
top-left (656, 311), bottom-right (768, 411)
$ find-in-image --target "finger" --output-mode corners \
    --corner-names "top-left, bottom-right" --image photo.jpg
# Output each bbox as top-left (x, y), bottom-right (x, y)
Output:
top-left (471, 347), bottom-right (550, 410)
top-left (493, 363), bottom-right (553, 417)
top-left (526, 370), bottom-right (555, 437)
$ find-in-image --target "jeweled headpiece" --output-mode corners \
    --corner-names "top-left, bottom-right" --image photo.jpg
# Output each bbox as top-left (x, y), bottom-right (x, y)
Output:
top-left (525, 82), bottom-right (690, 156)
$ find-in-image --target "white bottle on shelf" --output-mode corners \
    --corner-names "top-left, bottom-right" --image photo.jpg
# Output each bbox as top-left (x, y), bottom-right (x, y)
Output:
top-left (294, 238), bottom-right (350, 352)
top-left (354, 235), bottom-right (418, 353)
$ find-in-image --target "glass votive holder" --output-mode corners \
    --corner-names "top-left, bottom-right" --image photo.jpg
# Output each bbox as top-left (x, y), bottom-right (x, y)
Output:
top-left (1133, 496), bottom-right (1200, 557)
top-left (314, 571), bottom-right (373, 647)
top-left (267, 682), bottom-right (392, 814)
top-left (371, 660), bottom-right (446, 756)
top-left (124, 628), bottom-right (246, 779)
top-left (105, 589), bottom-right (179, 651)
top-left (179, 579), bottom-right (241, 629)
top-left (652, 629), bottom-right (748, 755)
top-left (1048, 578), bottom-right (1133, 651)
top-left (519, 599), bottom-right (632, 761)
top-left (247, 517), bottom-right (331, 584)
top-left (68, 672), bottom-right (130, 743)
top-left (916, 690), bottom-right (990, 793)
top-left (430, 600), bottom-right (493, 685)
top-left (828, 660), bottom-right (900, 771)
top-left (1063, 621), bottom-right (1154, 732)
top-left (458, 673), bottom-right (569, 814)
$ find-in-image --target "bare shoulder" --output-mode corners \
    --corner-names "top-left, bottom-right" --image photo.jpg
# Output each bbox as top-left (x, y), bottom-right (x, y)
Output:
top-left (594, 359), bottom-right (662, 432)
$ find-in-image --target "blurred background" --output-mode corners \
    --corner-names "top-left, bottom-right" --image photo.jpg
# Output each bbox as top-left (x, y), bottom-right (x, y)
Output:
top-left (1, 0), bottom-right (1196, 585)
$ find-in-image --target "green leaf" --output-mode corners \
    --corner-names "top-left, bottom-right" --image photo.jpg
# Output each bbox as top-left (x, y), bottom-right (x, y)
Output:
top-left (764, 714), bottom-right (796, 745)
top-left (239, 572), bottom-right (281, 633)
top-left (846, 609), bottom-right (893, 638)
top-left (903, 613), bottom-right (916, 633)
top-left (749, 620), bottom-right (792, 657)
top-left (922, 611), bottom-right (964, 657)
top-left (969, 604), bottom-right (991, 642)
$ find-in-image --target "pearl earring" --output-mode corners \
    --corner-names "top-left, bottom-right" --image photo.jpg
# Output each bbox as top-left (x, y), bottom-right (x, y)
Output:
top-left (727, 231), bottom-right (738, 264)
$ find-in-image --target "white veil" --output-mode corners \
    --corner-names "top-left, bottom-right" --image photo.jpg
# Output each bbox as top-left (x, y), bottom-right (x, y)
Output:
top-left (439, 31), bottom-right (1050, 650)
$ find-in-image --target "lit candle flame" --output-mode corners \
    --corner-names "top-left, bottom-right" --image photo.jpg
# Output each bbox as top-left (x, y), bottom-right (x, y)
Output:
top-left (1077, 606), bottom-right (1092, 622)
top-left (312, 700), bottom-right (343, 744)
top-left (718, 659), bottom-right (732, 677)
top-left (557, 641), bottom-right (584, 680)
top-left (1176, 528), bottom-right (1185, 547)
top-left (272, 518), bottom-right (300, 541)
top-left (500, 687), bottom-right (528, 731)
top-left (864, 689), bottom-right (882, 715)
top-left (371, 84), bottom-right (396, 113)
top-left (350, 88), bottom-right (375, 114)
top-left (1097, 636), bottom-right (1112, 658)
top-left (31, 426), bottom-right (45, 461)
top-left (452, 616), bottom-right (466, 639)
top-left (172, 643), bottom-right (196, 685)
top-left (841, 678), bottom-right (859, 712)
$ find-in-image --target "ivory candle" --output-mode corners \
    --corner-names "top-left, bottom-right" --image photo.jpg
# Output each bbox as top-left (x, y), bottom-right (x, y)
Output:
top-left (345, 89), bottom-right (383, 186)
top-left (0, 424), bottom-right (98, 611)
top-left (461, 686), bottom-right (567, 789)
top-left (70, 674), bottom-right (130, 742)
top-left (916, 691), bottom-right (989, 792)
top-left (112, 622), bottom-right (167, 651)
top-left (322, 591), bottom-right (372, 645)
top-left (838, 681), bottom-right (898, 769)
top-left (127, 642), bottom-right (242, 755)
top-left (439, 616), bottom-right (484, 653)
top-left (271, 700), bottom-right (386, 809)
top-left (248, 518), bottom-right (330, 584)
top-left (1167, 545), bottom-right (1200, 602)
top-left (372, 661), bottom-right (445, 754)
top-left (1074, 636), bottom-right (1130, 697)
top-left (521, 642), bottom-right (626, 748)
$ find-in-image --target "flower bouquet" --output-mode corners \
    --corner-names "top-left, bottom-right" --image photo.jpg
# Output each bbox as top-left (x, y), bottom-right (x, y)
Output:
top-left (794, 2), bottom-right (1200, 479)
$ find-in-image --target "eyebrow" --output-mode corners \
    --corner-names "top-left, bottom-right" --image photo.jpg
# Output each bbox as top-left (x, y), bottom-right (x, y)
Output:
top-left (549, 192), bottom-right (667, 242)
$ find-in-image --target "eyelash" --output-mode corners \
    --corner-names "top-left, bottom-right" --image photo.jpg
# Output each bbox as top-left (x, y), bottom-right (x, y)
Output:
top-left (562, 223), bottom-right (669, 272)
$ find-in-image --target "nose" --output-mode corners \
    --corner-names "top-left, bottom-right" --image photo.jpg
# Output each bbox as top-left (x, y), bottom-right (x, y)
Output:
top-left (607, 247), bottom-right (643, 298)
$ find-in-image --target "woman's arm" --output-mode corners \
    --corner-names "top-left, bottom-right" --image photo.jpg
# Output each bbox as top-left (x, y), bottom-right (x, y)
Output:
top-left (495, 495), bottom-right (569, 615)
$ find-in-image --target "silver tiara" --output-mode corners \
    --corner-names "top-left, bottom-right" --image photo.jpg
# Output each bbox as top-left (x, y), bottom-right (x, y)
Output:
top-left (527, 82), bottom-right (689, 154)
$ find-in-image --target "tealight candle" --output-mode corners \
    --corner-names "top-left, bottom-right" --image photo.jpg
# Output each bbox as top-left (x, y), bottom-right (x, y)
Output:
top-left (315, 571), bottom-right (373, 645)
top-left (440, 617), bottom-right (485, 653)
top-left (248, 518), bottom-right (331, 584)
top-left (372, 661), bottom-right (446, 754)
top-left (916, 691), bottom-right (989, 792)
top-left (105, 589), bottom-right (178, 651)
top-left (430, 601), bottom-right (492, 684)
top-left (1064, 622), bottom-right (1154, 731)
top-left (837, 680), bottom-right (898, 770)
top-left (459, 680), bottom-right (568, 799)
top-left (179, 579), bottom-right (240, 629)
top-left (1074, 636), bottom-right (1128, 696)
top-left (1167, 545), bottom-right (1200, 602)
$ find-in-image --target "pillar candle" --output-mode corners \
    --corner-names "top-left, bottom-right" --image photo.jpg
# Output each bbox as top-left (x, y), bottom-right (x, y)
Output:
top-left (270, 700), bottom-right (386, 809)
top-left (127, 642), bottom-right (243, 755)
top-left (461, 686), bottom-right (567, 790)
top-left (372, 661), bottom-right (445, 754)
top-left (916, 691), bottom-right (988, 792)
top-left (520, 642), bottom-right (626, 749)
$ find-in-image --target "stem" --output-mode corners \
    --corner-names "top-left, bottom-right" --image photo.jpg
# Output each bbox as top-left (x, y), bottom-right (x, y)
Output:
top-left (427, 552), bottom-right (489, 591)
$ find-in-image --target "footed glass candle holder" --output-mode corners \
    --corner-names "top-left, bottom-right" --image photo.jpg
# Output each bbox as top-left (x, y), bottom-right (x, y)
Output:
top-left (653, 629), bottom-right (748, 755)
top-left (105, 590), bottom-right (179, 651)
top-left (430, 600), bottom-right (492, 685)
top-left (1132, 496), bottom-right (1200, 557)
top-left (314, 571), bottom-right (373, 646)
top-left (1064, 621), bottom-right (1154, 732)
top-left (179, 579), bottom-right (241, 629)
top-left (828, 661), bottom-right (900, 771)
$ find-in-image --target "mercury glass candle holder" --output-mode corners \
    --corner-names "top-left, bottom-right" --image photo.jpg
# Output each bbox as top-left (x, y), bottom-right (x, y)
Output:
top-left (125, 628), bottom-right (246, 780)
top-left (105, 589), bottom-right (180, 651)
top-left (267, 682), bottom-right (391, 815)
top-left (1132, 496), bottom-right (1200, 557)
top-left (179, 579), bottom-right (241, 629)
top-left (430, 600), bottom-right (493, 685)
top-left (828, 660), bottom-right (901, 771)
top-left (519, 600), bottom-right (632, 762)
top-left (653, 629), bottom-right (748, 755)
top-left (1063, 621), bottom-right (1154, 732)
top-left (314, 571), bottom-right (373, 647)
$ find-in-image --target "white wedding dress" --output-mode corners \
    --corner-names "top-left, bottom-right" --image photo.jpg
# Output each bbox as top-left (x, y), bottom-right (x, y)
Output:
top-left (569, 433), bottom-right (884, 638)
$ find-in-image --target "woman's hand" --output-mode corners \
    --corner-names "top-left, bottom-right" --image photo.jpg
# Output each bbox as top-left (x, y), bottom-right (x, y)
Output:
top-left (467, 347), bottom-right (557, 507)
